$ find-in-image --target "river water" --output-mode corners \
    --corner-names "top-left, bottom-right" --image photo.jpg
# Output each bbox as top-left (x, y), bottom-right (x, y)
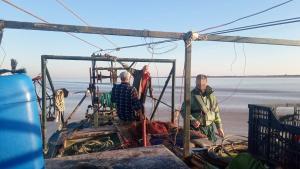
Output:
top-left (46, 77), bottom-right (300, 138)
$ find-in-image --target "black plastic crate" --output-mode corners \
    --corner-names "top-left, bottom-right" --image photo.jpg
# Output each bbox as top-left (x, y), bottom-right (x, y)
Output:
top-left (248, 104), bottom-right (300, 169)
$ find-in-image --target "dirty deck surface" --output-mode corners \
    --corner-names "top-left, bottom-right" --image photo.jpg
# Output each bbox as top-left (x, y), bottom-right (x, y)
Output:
top-left (46, 145), bottom-right (189, 169)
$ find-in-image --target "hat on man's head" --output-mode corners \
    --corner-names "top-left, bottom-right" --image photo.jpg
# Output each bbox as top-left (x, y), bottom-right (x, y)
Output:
top-left (196, 74), bottom-right (208, 80)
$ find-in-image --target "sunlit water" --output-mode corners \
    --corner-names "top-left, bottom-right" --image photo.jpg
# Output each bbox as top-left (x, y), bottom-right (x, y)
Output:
top-left (45, 77), bottom-right (300, 138)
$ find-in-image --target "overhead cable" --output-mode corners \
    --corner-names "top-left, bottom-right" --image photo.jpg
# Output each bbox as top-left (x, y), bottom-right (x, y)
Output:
top-left (208, 17), bottom-right (300, 35)
top-left (55, 0), bottom-right (118, 48)
top-left (2, 0), bottom-right (103, 50)
top-left (197, 0), bottom-right (294, 33)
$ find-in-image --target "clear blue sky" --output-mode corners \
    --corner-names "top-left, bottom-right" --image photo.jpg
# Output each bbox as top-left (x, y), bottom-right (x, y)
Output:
top-left (1, 0), bottom-right (300, 79)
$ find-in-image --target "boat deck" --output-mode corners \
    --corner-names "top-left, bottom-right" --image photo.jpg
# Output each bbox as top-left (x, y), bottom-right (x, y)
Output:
top-left (46, 145), bottom-right (189, 169)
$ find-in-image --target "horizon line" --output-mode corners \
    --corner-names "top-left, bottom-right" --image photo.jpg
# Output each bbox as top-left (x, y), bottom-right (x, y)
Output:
top-left (151, 74), bottom-right (300, 78)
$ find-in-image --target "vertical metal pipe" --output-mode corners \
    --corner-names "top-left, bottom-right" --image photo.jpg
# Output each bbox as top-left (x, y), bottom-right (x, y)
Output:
top-left (65, 93), bottom-right (87, 124)
top-left (92, 60), bottom-right (96, 106)
top-left (111, 61), bottom-right (117, 84)
top-left (110, 61), bottom-right (113, 84)
top-left (89, 67), bottom-right (92, 84)
top-left (45, 67), bottom-right (55, 94)
top-left (171, 61), bottom-right (176, 124)
top-left (41, 56), bottom-right (47, 152)
top-left (45, 67), bottom-right (56, 115)
top-left (183, 33), bottom-right (192, 158)
top-left (150, 68), bottom-right (173, 120)
top-left (89, 67), bottom-right (93, 105)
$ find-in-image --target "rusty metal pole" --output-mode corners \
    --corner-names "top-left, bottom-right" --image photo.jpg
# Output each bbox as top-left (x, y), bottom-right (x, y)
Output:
top-left (150, 67), bottom-right (173, 120)
top-left (45, 67), bottom-right (55, 95)
top-left (65, 93), bottom-right (87, 124)
top-left (41, 56), bottom-right (47, 153)
top-left (110, 61), bottom-right (113, 84)
top-left (45, 67), bottom-right (56, 115)
top-left (183, 32), bottom-right (192, 158)
top-left (171, 61), bottom-right (176, 124)
top-left (92, 60), bottom-right (96, 106)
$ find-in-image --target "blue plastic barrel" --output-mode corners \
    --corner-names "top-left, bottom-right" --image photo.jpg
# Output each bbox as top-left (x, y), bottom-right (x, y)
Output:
top-left (0, 74), bottom-right (44, 169)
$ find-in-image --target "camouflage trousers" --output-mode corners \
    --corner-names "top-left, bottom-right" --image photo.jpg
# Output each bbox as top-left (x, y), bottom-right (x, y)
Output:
top-left (194, 124), bottom-right (217, 143)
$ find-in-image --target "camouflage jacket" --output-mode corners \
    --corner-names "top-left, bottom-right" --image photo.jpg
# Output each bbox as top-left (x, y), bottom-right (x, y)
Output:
top-left (181, 86), bottom-right (222, 129)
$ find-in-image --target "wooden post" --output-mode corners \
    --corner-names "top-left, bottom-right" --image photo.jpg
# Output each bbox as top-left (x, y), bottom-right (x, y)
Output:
top-left (183, 32), bottom-right (192, 158)
top-left (0, 20), bottom-right (183, 39)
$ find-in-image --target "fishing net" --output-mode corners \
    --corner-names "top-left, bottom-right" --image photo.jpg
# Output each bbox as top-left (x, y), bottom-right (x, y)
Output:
top-left (191, 135), bottom-right (248, 168)
top-left (62, 133), bottom-right (122, 156)
top-left (208, 135), bottom-right (248, 159)
top-left (127, 120), bottom-right (177, 146)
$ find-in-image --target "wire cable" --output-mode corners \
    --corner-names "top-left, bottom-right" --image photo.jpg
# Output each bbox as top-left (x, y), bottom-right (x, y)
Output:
top-left (144, 36), bottom-right (178, 55)
top-left (93, 39), bottom-right (178, 54)
top-left (94, 5), bottom-right (299, 54)
top-left (95, 16), bottom-right (300, 53)
top-left (230, 43), bottom-right (238, 73)
top-left (145, 37), bottom-right (162, 95)
top-left (3, 0), bottom-right (296, 53)
top-left (219, 43), bottom-right (247, 103)
top-left (208, 17), bottom-right (300, 35)
top-left (197, 0), bottom-right (294, 33)
top-left (55, 0), bottom-right (118, 48)
top-left (1, 0), bottom-right (102, 50)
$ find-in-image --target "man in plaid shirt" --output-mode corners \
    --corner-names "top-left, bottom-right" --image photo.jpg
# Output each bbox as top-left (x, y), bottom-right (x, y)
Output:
top-left (111, 71), bottom-right (143, 122)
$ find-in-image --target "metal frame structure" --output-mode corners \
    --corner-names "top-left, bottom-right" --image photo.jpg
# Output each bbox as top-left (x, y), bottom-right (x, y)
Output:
top-left (1, 20), bottom-right (300, 157)
top-left (41, 55), bottom-right (176, 151)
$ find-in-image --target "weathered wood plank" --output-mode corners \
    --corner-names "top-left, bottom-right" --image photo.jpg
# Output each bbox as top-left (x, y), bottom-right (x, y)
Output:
top-left (68, 126), bottom-right (118, 139)
top-left (199, 34), bottom-right (300, 46)
top-left (1, 20), bottom-right (183, 39)
top-left (183, 34), bottom-right (192, 158)
top-left (2, 20), bottom-right (300, 46)
top-left (46, 145), bottom-right (189, 169)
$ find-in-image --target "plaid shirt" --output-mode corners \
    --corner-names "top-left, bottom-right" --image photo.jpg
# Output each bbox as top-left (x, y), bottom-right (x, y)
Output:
top-left (111, 82), bottom-right (142, 121)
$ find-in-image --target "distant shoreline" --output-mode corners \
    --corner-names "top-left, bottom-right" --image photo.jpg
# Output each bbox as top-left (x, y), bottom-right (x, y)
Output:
top-left (153, 75), bottom-right (300, 78)
top-left (53, 75), bottom-right (300, 83)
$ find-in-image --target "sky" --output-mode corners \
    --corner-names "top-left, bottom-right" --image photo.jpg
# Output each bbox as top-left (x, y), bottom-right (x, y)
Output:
top-left (0, 0), bottom-right (300, 79)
